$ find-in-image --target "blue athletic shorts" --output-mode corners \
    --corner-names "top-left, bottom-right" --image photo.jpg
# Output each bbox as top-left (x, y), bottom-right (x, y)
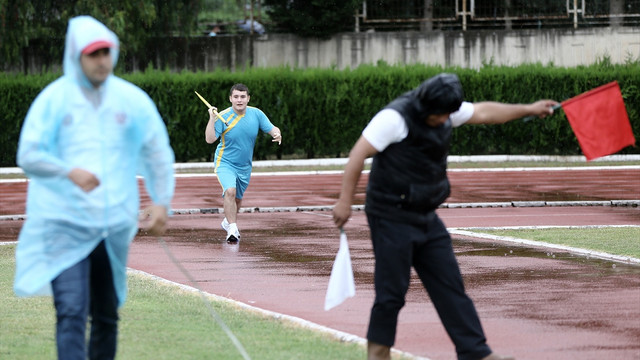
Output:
top-left (216, 165), bottom-right (250, 199)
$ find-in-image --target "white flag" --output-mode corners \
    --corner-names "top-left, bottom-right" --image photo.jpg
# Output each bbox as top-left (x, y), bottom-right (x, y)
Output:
top-left (324, 230), bottom-right (356, 311)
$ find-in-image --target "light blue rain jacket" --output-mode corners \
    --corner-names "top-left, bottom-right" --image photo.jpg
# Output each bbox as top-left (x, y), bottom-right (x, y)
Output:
top-left (14, 16), bottom-right (175, 307)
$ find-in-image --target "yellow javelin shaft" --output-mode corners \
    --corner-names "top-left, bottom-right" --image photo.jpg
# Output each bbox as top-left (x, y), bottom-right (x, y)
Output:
top-left (194, 91), bottom-right (228, 125)
top-left (194, 90), bottom-right (213, 108)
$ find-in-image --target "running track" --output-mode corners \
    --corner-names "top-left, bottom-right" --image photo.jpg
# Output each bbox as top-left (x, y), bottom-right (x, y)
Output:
top-left (1, 166), bottom-right (639, 360)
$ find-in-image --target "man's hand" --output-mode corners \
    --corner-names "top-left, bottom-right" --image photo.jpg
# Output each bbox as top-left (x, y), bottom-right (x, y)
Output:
top-left (68, 168), bottom-right (100, 192)
top-left (332, 200), bottom-right (352, 229)
top-left (272, 131), bottom-right (282, 145)
top-left (207, 106), bottom-right (219, 120)
top-left (140, 205), bottom-right (169, 236)
top-left (529, 99), bottom-right (560, 119)
top-left (269, 127), bottom-right (282, 145)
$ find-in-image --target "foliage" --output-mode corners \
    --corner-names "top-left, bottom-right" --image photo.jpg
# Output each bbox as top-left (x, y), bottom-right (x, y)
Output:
top-left (198, 0), bottom-right (270, 34)
top-left (1, 63), bottom-right (639, 166)
top-left (0, 0), bottom-right (202, 72)
top-left (198, 0), bottom-right (246, 24)
top-left (263, 0), bottom-right (362, 39)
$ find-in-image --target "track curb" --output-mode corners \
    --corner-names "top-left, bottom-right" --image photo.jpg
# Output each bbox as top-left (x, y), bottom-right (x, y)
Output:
top-left (1, 200), bottom-right (638, 222)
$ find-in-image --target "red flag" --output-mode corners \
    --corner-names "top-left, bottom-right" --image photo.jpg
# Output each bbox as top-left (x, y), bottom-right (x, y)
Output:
top-left (561, 81), bottom-right (636, 161)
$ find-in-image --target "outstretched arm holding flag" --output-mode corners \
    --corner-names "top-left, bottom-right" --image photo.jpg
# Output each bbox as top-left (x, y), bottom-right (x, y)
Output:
top-left (466, 99), bottom-right (558, 124)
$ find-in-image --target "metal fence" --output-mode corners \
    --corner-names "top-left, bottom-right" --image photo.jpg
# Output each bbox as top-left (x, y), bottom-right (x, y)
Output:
top-left (356, 0), bottom-right (640, 31)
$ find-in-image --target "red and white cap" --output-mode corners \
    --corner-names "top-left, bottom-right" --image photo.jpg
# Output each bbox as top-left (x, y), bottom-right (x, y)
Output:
top-left (82, 40), bottom-right (114, 54)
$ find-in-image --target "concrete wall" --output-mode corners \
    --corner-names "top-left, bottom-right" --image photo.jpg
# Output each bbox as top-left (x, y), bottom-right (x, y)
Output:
top-left (11, 27), bottom-right (640, 74)
top-left (249, 27), bottom-right (640, 70)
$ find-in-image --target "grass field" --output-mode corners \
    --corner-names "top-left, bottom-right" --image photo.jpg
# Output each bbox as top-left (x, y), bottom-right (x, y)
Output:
top-left (2, 225), bottom-right (638, 359)
top-left (0, 245), bottom-right (372, 360)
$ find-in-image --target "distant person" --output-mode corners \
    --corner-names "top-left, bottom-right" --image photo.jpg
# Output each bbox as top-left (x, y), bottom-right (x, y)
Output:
top-left (236, 19), bottom-right (265, 35)
top-left (205, 83), bottom-right (281, 242)
top-left (14, 15), bottom-right (175, 360)
top-left (209, 25), bottom-right (222, 36)
top-left (332, 73), bottom-right (558, 360)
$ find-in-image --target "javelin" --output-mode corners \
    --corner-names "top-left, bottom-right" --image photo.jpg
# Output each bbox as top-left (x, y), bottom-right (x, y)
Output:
top-left (194, 91), bottom-right (229, 125)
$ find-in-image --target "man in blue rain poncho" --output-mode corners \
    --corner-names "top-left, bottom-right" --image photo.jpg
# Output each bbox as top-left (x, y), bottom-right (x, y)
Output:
top-left (14, 16), bottom-right (175, 360)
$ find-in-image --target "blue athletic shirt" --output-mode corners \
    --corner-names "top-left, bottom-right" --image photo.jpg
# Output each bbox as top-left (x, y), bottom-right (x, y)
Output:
top-left (214, 106), bottom-right (274, 173)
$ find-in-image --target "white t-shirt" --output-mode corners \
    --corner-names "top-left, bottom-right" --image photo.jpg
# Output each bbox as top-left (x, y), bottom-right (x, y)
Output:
top-left (363, 101), bottom-right (474, 152)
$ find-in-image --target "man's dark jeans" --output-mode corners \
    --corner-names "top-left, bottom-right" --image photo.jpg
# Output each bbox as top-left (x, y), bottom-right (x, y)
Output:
top-left (51, 241), bottom-right (119, 360)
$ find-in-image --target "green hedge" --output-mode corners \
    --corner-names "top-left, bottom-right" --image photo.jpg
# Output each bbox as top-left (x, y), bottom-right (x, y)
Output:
top-left (1, 63), bottom-right (638, 167)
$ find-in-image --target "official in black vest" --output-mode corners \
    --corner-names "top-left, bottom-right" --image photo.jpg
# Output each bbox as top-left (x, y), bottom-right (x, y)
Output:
top-left (333, 73), bottom-right (558, 360)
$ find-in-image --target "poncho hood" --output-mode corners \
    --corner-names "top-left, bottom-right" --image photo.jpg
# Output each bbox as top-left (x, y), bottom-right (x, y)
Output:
top-left (63, 16), bottom-right (120, 88)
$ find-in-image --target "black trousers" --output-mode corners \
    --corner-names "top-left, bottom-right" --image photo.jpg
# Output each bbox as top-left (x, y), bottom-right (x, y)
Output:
top-left (366, 212), bottom-right (492, 360)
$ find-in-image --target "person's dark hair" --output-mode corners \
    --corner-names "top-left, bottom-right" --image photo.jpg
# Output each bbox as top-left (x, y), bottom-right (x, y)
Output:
top-left (417, 73), bottom-right (463, 115)
top-left (230, 83), bottom-right (250, 96)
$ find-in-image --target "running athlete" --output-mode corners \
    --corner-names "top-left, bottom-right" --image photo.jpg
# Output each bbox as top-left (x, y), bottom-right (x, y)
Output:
top-left (333, 73), bottom-right (557, 360)
top-left (205, 83), bottom-right (282, 242)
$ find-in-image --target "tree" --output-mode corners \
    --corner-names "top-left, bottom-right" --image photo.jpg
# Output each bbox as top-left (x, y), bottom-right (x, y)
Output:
top-left (263, 0), bottom-right (362, 39)
top-left (0, 0), bottom-right (202, 72)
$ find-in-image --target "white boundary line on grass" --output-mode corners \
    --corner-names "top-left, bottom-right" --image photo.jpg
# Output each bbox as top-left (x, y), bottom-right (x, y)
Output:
top-left (126, 268), bottom-right (430, 360)
top-left (449, 225), bottom-right (640, 265)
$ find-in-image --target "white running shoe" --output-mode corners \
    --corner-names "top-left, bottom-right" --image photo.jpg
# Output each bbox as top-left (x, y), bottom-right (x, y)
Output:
top-left (226, 223), bottom-right (240, 242)
top-left (221, 217), bottom-right (230, 232)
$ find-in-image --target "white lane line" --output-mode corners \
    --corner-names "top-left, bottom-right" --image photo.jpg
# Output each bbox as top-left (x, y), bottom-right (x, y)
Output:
top-left (2, 163), bottom-right (638, 182)
top-left (440, 212), bottom-right (638, 219)
top-left (449, 228), bottom-right (640, 265)
top-left (448, 165), bottom-right (640, 172)
top-left (453, 225), bottom-right (640, 230)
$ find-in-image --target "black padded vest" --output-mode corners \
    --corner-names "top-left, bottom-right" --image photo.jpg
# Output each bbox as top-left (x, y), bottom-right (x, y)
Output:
top-left (365, 92), bottom-right (452, 225)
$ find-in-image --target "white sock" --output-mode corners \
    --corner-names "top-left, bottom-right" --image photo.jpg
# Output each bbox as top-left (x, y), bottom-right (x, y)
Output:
top-left (228, 223), bottom-right (238, 234)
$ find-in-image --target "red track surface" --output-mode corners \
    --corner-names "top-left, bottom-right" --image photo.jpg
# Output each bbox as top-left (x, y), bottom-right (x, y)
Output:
top-left (2, 167), bottom-right (639, 359)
